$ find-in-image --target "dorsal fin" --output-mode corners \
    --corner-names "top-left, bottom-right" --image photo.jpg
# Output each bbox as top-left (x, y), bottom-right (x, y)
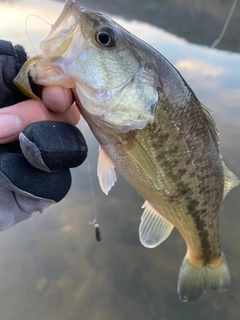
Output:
top-left (222, 162), bottom-right (239, 199)
top-left (97, 147), bottom-right (117, 195)
top-left (201, 103), bottom-right (220, 154)
top-left (139, 201), bottom-right (174, 248)
top-left (201, 104), bottom-right (239, 198)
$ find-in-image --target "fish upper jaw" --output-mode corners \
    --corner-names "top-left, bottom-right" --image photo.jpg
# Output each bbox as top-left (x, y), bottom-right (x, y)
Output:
top-left (40, 0), bottom-right (85, 60)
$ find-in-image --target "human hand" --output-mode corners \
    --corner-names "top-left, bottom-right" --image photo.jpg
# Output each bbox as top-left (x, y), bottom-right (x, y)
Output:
top-left (0, 85), bottom-right (80, 144)
top-left (0, 40), bottom-right (87, 231)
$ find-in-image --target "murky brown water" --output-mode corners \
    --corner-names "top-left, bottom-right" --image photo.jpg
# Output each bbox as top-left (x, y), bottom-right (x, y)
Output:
top-left (0, 1), bottom-right (240, 319)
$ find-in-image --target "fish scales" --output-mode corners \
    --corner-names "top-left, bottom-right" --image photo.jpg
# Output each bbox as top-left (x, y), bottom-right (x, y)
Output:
top-left (13, 0), bottom-right (239, 302)
top-left (90, 82), bottom-right (223, 264)
top-left (153, 61), bottom-right (224, 260)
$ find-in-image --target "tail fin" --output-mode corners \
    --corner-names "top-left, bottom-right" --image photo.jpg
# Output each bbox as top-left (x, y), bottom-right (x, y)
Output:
top-left (178, 251), bottom-right (231, 302)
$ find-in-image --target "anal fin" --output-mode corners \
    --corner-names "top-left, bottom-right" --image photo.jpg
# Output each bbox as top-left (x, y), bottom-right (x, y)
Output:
top-left (97, 147), bottom-right (117, 195)
top-left (139, 201), bottom-right (173, 248)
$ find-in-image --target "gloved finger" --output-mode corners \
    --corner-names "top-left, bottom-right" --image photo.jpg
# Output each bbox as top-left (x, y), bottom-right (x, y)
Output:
top-left (0, 153), bottom-right (71, 201)
top-left (20, 121), bottom-right (88, 172)
top-left (0, 141), bottom-right (21, 155)
top-left (0, 100), bottom-right (80, 144)
top-left (0, 153), bottom-right (72, 231)
top-left (0, 41), bottom-right (28, 108)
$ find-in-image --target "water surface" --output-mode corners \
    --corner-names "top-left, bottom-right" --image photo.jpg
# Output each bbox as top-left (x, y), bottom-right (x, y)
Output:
top-left (0, 1), bottom-right (239, 319)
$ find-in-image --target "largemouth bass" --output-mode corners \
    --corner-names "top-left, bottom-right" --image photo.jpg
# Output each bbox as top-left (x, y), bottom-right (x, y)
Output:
top-left (14, 0), bottom-right (239, 302)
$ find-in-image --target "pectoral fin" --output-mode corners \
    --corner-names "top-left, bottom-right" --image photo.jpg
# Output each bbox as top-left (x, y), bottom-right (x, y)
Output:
top-left (97, 147), bottom-right (117, 195)
top-left (223, 162), bottom-right (239, 199)
top-left (121, 135), bottom-right (161, 190)
top-left (139, 201), bottom-right (174, 248)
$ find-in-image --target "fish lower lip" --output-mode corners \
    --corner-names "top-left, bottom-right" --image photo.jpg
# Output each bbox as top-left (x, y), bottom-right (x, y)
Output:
top-left (75, 100), bottom-right (83, 112)
top-left (28, 73), bottom-right (40, 98)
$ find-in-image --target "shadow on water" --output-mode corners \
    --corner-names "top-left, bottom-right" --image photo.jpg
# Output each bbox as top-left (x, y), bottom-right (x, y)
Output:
top-left (0, 0), bottom-right (239, 319)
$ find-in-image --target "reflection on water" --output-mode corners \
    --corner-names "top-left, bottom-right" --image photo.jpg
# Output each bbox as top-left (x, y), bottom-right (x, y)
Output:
top-left (0, 0), bottom-right (240, 319)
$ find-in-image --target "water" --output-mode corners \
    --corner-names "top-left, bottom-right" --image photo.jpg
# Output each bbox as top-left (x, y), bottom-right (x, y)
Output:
top-left (0, 0), bottom-right (240, 319)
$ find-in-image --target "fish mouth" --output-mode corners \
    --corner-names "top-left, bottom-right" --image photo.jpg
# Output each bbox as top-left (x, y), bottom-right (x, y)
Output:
top-left (40, 0), bottom-right (84, 59)
top-left (14, 0), bottom-right (85, 98)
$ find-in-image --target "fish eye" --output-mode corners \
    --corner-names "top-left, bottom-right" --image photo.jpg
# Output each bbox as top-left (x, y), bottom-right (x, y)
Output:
top-left (95, 27), bottom-right (116, 47)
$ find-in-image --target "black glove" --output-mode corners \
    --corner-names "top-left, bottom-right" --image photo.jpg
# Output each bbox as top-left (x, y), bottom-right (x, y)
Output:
top-left (0, 40), bottom-right (28, 108)
top-left (0, 40), bottom-right (87, 230)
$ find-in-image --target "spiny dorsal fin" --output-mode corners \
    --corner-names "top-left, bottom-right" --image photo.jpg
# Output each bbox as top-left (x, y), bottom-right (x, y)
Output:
top-left (120, 135), bottom-right (161, 190)
top-left (222, 162), bottom-right (239, 199)
top-left (139, 201), bottom-right (174, 248)
top-left (201, 103), bottom-right (220, 154)
top-left (97, 147), bottom-right (117, 195)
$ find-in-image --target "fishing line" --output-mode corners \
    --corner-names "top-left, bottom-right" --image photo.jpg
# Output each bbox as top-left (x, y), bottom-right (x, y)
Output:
top-left (211, 0), bottom-right (238, 49)
top-left (25, 15), bottom-right (52, 54)
top-left (87, 155), bottom-right (102, 242)
top-left (192, 0), bottom-right (238, 89)
top-left (81, 121), bottom-right (102, 242)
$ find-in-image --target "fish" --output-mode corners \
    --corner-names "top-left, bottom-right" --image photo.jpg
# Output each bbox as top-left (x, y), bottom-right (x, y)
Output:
top-left (14, 0), bottom-right (240, 302)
